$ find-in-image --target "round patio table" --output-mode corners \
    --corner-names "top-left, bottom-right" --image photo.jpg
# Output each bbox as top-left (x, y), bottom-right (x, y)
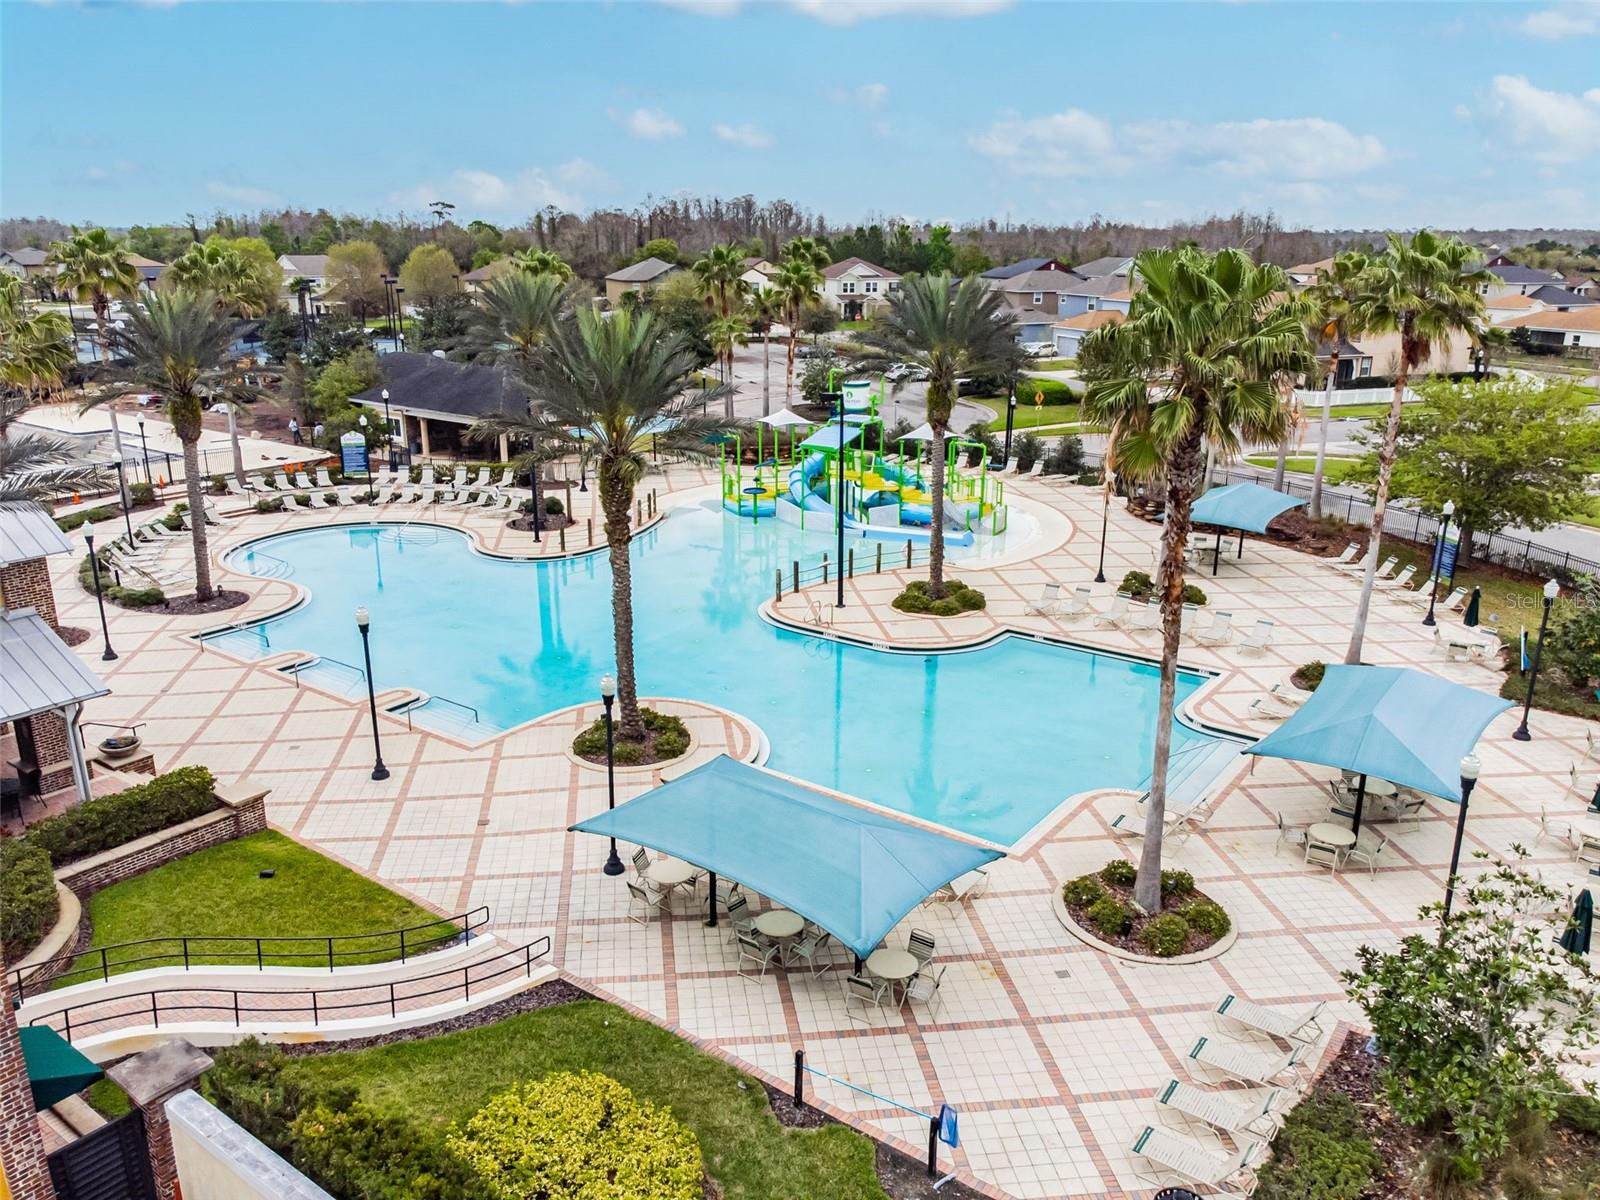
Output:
top-left (865, 948), bottom-right (919, 982)
top-left (1308, 822), bottom-right (1357, 849)
top-left (754, 909), bottom-right (805, 940)
top-left (647, 859), bottom-right (695, 888)
top-left (1340, 774), bottom-right (1397, 798)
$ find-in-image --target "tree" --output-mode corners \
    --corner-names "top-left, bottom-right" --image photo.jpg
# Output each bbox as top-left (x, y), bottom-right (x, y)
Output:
top-left (636, 237), bottom-right (679, 264)
top-left (746, 289), bottom-right (783, 416)
top-left (800, 305), bottom-right (838, 340)
top-left (468, 309), bottom-right (734, 740)
top-left (691, 244), bottom-right (749, 383)
top-left (325, 240), bottom-right (389, 319)
top-left (1356, 378), bottom-right (1600, 561)
top-left (951, 241), bottom-right (993, 278)
top-left (307, 349), bottom-right (383, 423)
top-left (463, 272), bottom-right (568, 380)
top-left (112, 289), bottom-right (239, 600)
top-left (1343, 231), bottom-right (1487, 664)
top-left (304, 312), bottom-right (368, 371)
top-left (1079, 248), bottom-right (1312, 912)
top-left (707, 313), bottom-right (747, 418)
top-left (48, 227), bottom-right (142, 510)
top-left (259, 308), bottom-right (301, 362)
top-left (1345, 852), bottom-right (1597, 1170)
top-left (168, 238), bottom-right (279, 316)
top-left (858, 273), bottom-right (1024, 598)
top-left (1, 400), bottom-right (100, 503)
top-left (507, 247), bottom-right (573, 281)
top-left (0, 275), bottom-right (74, 403)
top-left (643, 272), bottom-right (713, 367)
top-left (396, 243), bottom-right (457, 306)
top-left (1303, 250), bottom-right (1370, 519)
top-left (775, 237), bottom-right (831, 405)
top-left (412, 292), bottom-right (475, 353)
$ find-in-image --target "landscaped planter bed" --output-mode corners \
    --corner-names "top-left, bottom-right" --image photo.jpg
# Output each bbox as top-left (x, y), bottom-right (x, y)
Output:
top-left (1057, 859), bottom-right (1234, 961)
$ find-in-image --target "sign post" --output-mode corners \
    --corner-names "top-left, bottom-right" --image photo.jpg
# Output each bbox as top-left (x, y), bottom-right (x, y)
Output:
top-left (340, 430), bottom-right (371, 491)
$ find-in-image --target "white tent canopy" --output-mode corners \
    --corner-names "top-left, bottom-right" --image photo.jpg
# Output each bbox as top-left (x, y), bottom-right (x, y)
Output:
top-left (899, 423), bottom-right (939, 442)
top-left (759, 408), bottom-right (813, 428)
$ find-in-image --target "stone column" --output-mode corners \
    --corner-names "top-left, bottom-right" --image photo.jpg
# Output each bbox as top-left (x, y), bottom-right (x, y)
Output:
top-left (418, 417), bottom-right (431, 457)
top-left (0, 967), bottom-right (56, 1200)
top-left (106, 1040), bottom-right (214, 1200)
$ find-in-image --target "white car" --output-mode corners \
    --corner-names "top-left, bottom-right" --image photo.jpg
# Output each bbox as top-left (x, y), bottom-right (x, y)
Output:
top-left (1022, 342), bottom-right (1055, 358)
top-left (883, 363), bottom-right (910, 383)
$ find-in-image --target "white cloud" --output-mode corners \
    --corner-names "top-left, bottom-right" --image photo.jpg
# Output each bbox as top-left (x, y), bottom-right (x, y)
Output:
top-left (206, 181), bottom-right (279, 205)
top-left (1518, 1), bottom-right (1600, 38)
top-left (391, 166), bottom-right (585, 214)
top-left (658, 0), bottom-right (1009, 21)
top-left (830, 81), bottom-right (890, 109)
top-left (972, 109), bottom-right (1386, 181)
top-left (1482, 74), bottom-right (1600, 161)
top-left (623, 108), bottom-right (686, 140)
top-left (714, 122), bottom-right (773, 148)
top-left (555, 158), bottom-right (611, 188)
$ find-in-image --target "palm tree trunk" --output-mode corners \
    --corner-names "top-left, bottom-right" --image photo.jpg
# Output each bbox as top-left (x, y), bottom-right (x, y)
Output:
top-left (1272, 431), bottom-right (1289, 492)
top-left (927, 427), bottom-right (947, 598)
top-left (1136, 424), bottom-right (1205, 913)
top-left (181, 435), bottom-right (214, 600)
top-left (785, 322), bottom-right (797, 406)
top-left (226, 404), bottom-right (245, 485)
top-left (94, 311), bottom-right (132, 514)
top-left (600, 463), bottom-right (646, 740)
top-left (1345, 343), bottom-right (1410, 665)
top-left (1309, 353), bottom-right (1338, 520)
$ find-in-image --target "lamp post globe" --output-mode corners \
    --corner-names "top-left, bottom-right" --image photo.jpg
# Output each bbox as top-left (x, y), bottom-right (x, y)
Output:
top-left (599, 671), bottom-right (624, 875)
top-left (1512, 578), bottom-right (1560, 741)
top-left (354, 606), bottom-right (390, 780)
top-left (82, 521), bottom-right (117, 661)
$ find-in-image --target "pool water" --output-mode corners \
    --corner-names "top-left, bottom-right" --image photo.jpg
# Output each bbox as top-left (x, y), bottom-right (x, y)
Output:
top-left (214, 503), bottom-right (1213, 844)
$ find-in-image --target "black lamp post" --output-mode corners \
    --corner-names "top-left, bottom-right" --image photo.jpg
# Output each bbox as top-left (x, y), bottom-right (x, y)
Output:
top-left (1439, 753), bottom-right (1479, 937)
top-left (600, 672), bottom-right (625, 876)
top-left (136, 416), bottom-right (152, 487)
top-left (81, 522), bottom-right (117, 661)
top-left (1512, 578), bottom-right (1560, 741)
top-left (1002, 388), bottom-right (1018, 466)
top-left (112, 460), bottom-right (134, 542)
top-left (354, 607), bottom-right (390, 780)
top-left (394, 287), bottom-right (407, 341)
top-left (1095, 468), bottom-right (1114, 584)
top-left (380, 387), bottom-right (396, 471)
top-left (1422, 499), bottom-right (1455, 627)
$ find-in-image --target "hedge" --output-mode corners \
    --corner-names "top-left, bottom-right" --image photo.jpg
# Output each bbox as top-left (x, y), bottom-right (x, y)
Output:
top-left (24, 765), bottom-right (218, 867)
top-left (1256, 1089), bottom-right (1381, 1200)
top-left (0, 839), bottom-right (59, 958)
top-left (56, 505), bottom-right (120, 533)
top-left (79, 550), bottom-right (165, 608)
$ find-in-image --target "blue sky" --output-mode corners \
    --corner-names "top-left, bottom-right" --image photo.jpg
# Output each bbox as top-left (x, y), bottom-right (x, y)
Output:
top-left (3, 0), bottom-right (1597, 231)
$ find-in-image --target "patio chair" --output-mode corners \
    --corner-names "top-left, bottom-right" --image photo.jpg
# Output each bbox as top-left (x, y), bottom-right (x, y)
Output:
top-left (1127, 599), bottom-right (1160, 632)
top-left (1537, 805), bottom-right (1576, 851)
top-left (631, 847), bottom-right (651, 875)
top-left (253, 474), bottom-right (278, 492)
top-left (225, 478), bottom-right (250, 499)
top-left (1378, 564), bottom-right (1417, 591)
top-left (281, 495), bottom-right (308, 513)
top-left (1184, 1035), bottom-right (1311, 1091)
top-left (928, 866), bottom-right (990, 904)
top-left (1587, 726), bottom-right (1600, 761)
top-left (735, 932), bottom-right (779, 979)
top-left (843, 973), bottom-right (891, 1023)
top-left (785, 930), bottom-right (833, 976)
top-left (1153, 1077), bottom-right (1284, 1140)
top-left (315, 467), bottom-right (334, 488)
top-left (496, 468), bottom-right (515, 488)
top-left (1400, 576), bottom-right (1439, 606)
top-left (1130, 1124), bottom-right (1265, 1196)
top-left (1303, 831), bottom-right (1342, 871)
top-left (1192, 610), bottom-right (1234, 647)
top-left (1024, 582), bottom-right (1064, 617)
top-left (902, 964), bottom-right (946, 1017)
top-left (1238, 619), bottom-right (1274, 655)
top-left (452, 465), bottom-right (468, 489)
top-left (1003, 456), bottom-right (1019, 475)
top-left (1274, 811), bottom-right (1308, 855)
top-left (907, 929), bottom-right (936, 968)
top-left (335, 487), bottom-right (358, 507)
top-left (294, 471), bottom-right (314, 489)
top-left (714, 878), bottom-right (743, 907)
top-left (421, 465), bottom-right (437, 487)
top-left (1331, 543), bottom-right (1361, 568)
top-left (1094, 592), bottom-right (1131, 628)
top-left (1215, 996), bottom-right (1327, 1046)
top-left (725, 893), bottom-right (759, 941)
top-left (472, 467), bottom-right (491, 487)
top-left (1372, 555), bottom-right (1399, 582)
top-left (1060, 586), bottom-right (1093, 621)
top-left (307, 491), bottom-right (331, 509)
top-left (275, 470), bottom-right (294, 490)
top-left (625, 880), bottom-right (665, 926)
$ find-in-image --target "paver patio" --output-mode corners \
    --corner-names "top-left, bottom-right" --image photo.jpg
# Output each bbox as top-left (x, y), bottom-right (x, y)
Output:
top-left (39, 463), bottom-right (1600, 1199)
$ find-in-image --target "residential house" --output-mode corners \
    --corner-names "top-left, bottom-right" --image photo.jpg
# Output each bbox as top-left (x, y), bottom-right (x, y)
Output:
top-left (1286, 258), bottom-right (1333, 286)
top-left (979, 257), bottom-right (1069, 280)
top-left (1480, 262), bottom-right (1566, 299)
top-left (1069, 255), bottom-right (1134, 280)
top-left (1051, 310), bottom-right (1125, 360)
top-left (739, 256), bottom-right (780, 293)
top-left (352, 351), bottom-right (522, 459)
top-left (0, 247), bottom-right (51, 286)
top-left (1524, 284), bottom-right (1597, 312)
top-left (1315, 335), bottom-right (1376, 385)
top-left (277, 253), bottom-right (333, 314)
top-left (1058, 274), bottom-right (1134, 318)
top-left (984, 268), bottom-right (1082, 341)
top-left (603, 257), bottom-right (679, 306)
top-left (1562, 273), bottom-right (1595, 297)
top-left (819, 257), bottom-right (900, 319)
top-left (126, 253), bottom-right (165, 290)
top-left (1500, 306), bottom-right (1600, 351)
top-left (1484, 293), bottom-right (1545, 325)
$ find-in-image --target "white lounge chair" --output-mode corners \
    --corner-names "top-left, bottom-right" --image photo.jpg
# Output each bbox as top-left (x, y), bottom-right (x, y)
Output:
top-left (294, 470), bottom-right (314, 490)
top-left (1239, 619), bottom-right (1273, 655)
top-left (252, 474), bottom-right (278, 492)
top-left (1400, 576), bottom-right (1440, 607)
top-left (334, 487), bottom-right (358, 507)
top-left (1184, 1035), bottom-right (1311, 1091)
top-left (496, 468), bottom-right (515, 488)
top-left (1059, 585), bottom-right (1092, 620)
top-left (1026, 460), bottom-right (1045, 478)
top-left (1372, 555), bottom-right (1400, 582)
top-left (1214, 996), bottom-right (1327, 1045)
top-left (1025, 583), bottom-right (1064, 617)
top-left (1192, 610), bottom-right (1233, 646)
top-left (1130, 1124), bottom-right (1265, 1196)
top-left (1093, 592), bottom-right (1131, 628)
top-left (1003, 456), bottom-right (1020, 475)
top-left (420, 465), bottom-right (437, 488)
top-left (1154, 1077), bottom-right (1285, 1139)
top-left (1442, 586), bottom-right (1470, 614)
top-left (281, 495), bottom-right (308, 513)
top-left (274, 470), bottom-right (294, 491)
top-left (315, 467), bottom-right (334, 488)
top-left (306, 491), bottom-right (331, 509)
top-left (225, 478), bottom-right (250, 499)
top-left (1378, 564), bottom-right (1417, 591)
top-left (1331, 543), bottom-right (1360, 568)
top-left (1127, 599), bottom-right (1160, 632)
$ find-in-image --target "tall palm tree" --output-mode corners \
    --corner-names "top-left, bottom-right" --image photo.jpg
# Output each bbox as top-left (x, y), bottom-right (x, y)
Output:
top-left (469, 308), bottom-right (734, 738)
top-left (0, 275), bottom-right (74, 402)
top-left (691, 244), bottom-right (749, 383)
top-left (1342, 231), bottom-right (1487, 664)
top-left (507, 248), bottom-right (574, 281)
top-left (1303, 251), bottom-right (1371, 519)
top-left (113, 289), bottom-right (237, 600)
top-left (1080, 247), bottom-right (1314, 912)
top-left (48, 228), bottom-right (141, 508)
top-left (707, 313), bottom-right (748, 418)
top-left (288, 276), bottom-right (315, 343)
top-left (747, 289), bottom-right (783, 416)
top-left (168, 242), bottom-right (274, 317)
top-left (858, 273), bottom-right (1022, 598)
top-left (777, 238), bottom-right (832, 404)
top-left (462, 271), bottom-right (569, 379)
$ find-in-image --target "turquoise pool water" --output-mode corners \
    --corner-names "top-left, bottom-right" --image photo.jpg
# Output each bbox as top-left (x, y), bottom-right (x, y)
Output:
top-left (213, 503), bottom-right (1212, 844)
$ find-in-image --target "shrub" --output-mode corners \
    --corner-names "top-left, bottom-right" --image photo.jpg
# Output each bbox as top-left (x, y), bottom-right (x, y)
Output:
top-left (892, 579), bottom-right (987, 615)
top-left (571, 708), bottom-right (690, 763)
top-left (543, 495), bottom-right (565, 516)
top-left (1043, 435), bottom-right (1086, 476)
top-left (446, 1072), bottom-right (701, 1200)
top-left (128, 481), bottom-right (155, 505)
top-left (0, 839), bottom-right (59, 958)
top-left (1159, 869), bottom-right (1195, 899)
top-left (962, 421), bottom-right (1000, 468)
top-left (78, 551), bottom-right (165, 608)
top-left (1014, 432), bottom-right (1043, 471)
top-left (24, 766), bottom-right (217, 867)
top-left (1061, 875), bottom-right (1106, 909)
top-left (1099, 858), bottom-right (1136, 886)
top-left (1120, 570), bottom-right (1154, 598)
top-left (1294, 660), bottom-right (1327, 691)
top-left (1181, 899), bottom-right (1231, 939)
top-left (1256, 1090), bottom-right (1381, 1200)
top-left (256, 497), bottom-right (285, 514)
top-left (1181, 583), bottom-right (1206, 606)
top-left (1139, 913), bottom-right (1190, 957)
top-left (292, 1099), bottom-right (488, 1200)
top-left (55, 505), bottom-right (119, 533)
top-left (1418, 1144), bottom-right (1481, 1200)
top-left (1087, 894), bottom-right (1129, 937)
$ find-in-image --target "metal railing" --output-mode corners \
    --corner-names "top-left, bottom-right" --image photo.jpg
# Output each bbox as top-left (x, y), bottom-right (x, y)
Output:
top-left (11, 907), bottom-right (492, 1001)
top-left (400, 693), bottom-right (483, 732)
top-left (280, 654), bottom-right (366, 690)
top-left (29, 936), bottom-right (551, 1045)
top-left (237, 548), bottom-right (292, 579)
top-left (773, 541), bottom-right (932, 601)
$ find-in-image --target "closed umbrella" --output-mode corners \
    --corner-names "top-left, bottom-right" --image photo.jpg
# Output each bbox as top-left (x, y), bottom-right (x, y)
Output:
top-left (1463, 587), bottom-right (1482, 627)
top-left (1559, 889), bottom-right (1593, 956)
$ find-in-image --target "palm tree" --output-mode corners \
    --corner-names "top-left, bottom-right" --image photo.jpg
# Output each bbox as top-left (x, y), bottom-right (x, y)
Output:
top-left (469, 308), bottom-right (735, 738)
top-left (48, 228), bottom-right (141, 508)
top-left (776, 238), bottom-right (832, 404)
top-left (168, 242), bottom-right (274, 317)
top-left (288, 276), bottom-right (315, 343)
top-left (691, 244), bottom-right (749, 383)
top-left (1079, 247), bottom-right (1314, 912)
top-left (1303, 251), bottom-right (1371, 519)
top-left (858, 273), bottom-right (1021, 598)
top-left (747, 289), bottom-right (783, 417)
top-left (462, 271), bottom-right (568, 380)
top-left (707, 313), bottom-right (748, 418)
top-left (113, 289), bottom-right (238, 600)
top-left (1, 398), bottom-right (102, 503)
top-left (1342, 231), bottom-right (1487, 664)
top-left (0, 275), bottom-right (74, 402)
top-left (507, 248), bottom-right (574, 282)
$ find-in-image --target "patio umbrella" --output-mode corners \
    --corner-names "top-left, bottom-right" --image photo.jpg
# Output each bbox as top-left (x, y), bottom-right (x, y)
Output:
top-left (760, 407), bottom-right (814, 460)
top-left (1245, 665), bottom-right (1513, 835)
top-left (1559, 889), bottom-right (1593, 956)
top-left (1463, 587), bottom-right (1482, 627)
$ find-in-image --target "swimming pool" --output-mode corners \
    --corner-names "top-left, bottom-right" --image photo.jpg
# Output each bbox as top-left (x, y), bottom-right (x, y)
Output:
top-left (212, 502), bottom-right (1215, 844)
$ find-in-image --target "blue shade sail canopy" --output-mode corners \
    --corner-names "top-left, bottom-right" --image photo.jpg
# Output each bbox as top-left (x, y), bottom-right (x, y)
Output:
top-left (569, 755), bottom-right (1004, 958)
top-left (799, 424), bottom-right (865, 452)
top-left (1189, 483), bottom-right (1306, 534)
top-left (1244, 666), bottom-right (1513, 801)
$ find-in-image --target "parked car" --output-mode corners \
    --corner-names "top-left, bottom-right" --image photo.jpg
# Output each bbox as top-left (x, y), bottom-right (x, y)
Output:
top-left (1022, 342), bottom-right (1054, 358)
top-left (883, 363), bottom-right (911, 383)
top-left (796, 344), bottom-right (832, 359)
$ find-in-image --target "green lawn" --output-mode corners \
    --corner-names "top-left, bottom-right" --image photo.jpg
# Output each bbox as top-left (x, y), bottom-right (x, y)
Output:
top-left (289, 999), bottom-right (888, 1199)
top-left (1244, 455), bottom-right (1365, 486)
top-left (970, 396), bottom-right (1082, 432)
top-left (1026, 358), bottom-right (1075, 371)
top-left (836, 319), bottom-right (874, 332)
top-left (62, 831), bottom-right (446, 985)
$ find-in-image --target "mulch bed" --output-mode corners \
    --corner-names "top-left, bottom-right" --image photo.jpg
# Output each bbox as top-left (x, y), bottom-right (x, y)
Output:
top-left (1061, 877), bottom-right (1229, 957)
top-left (57, 626), bottom-right (92, 648)
top-left (572, 718), bottom-right (687, 767)
top-left (507, 513), bottom-right (574, 534)
top-left (157, 589), bottom-right (250, 616)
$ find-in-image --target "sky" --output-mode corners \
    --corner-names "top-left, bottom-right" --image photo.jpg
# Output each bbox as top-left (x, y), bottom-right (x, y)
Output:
top-left (2, 0), bottom-right (1598, 233)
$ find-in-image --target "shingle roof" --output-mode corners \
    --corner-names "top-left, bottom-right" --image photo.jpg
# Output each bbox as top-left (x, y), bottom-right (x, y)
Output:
top-left (821, 256), bottom-right (899, 280)
top-left (1486, 293), bottom-right (1540, 309)
top-left (1487, 263), bottom-right (1564, 284)
top-left (353, 353), bottom-right (522, 423)
top-left (279, 254), bottom-right (330, 276)
top-left (2, 247), bottom-right (49, 267)
top-left (463, 260), bottom-right (508, 283)
top-left (1288, 258), bottom-right (1334, 275)
top-left (996, 269), bottom-right (1080, 293)
top-left (1, 607), bottom-right (110, 724)
top-left (1500, 307), bottom-right (1600, 333)
top-left (981, 257), bottom-right (1060, 280)
top-left (1054, 310), bottom-right (1126, 331)
top-left (1071, 255), bottom-right (1133, 278)
top-left (0, 502), bottom-right (75, 567)
top-left (605, 257), bottom-right (678, 283)
top-left (1525, 284), bottom-right (1596, 307)
top-left (1060, 275), bottom-right (1130, 298)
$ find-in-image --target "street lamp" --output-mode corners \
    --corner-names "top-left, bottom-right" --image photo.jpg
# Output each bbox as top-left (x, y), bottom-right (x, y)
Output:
top-left (394, 287), bottom-right (407, 341)
top-left (1512, 577), bottom-right (1561, 741)
top-left (111, 460), bottom-right (135, 542)
top-left (1422, 499), bottom-right (1455, 627)
top-left (1095, 469), bottom-right (1115, 584)
top-left (1440, 753), bottom-right (1479, 936)
top-left (599, 672), bottom-right (625, 876)
top-left (354, 607), bottom-right (390, 780)
top-left (81, 522), bottom-right (117, 661)
top-left (137, 415), bottom-right (152, 487)
top-left (1002, 388), bottom-right (1018, 467)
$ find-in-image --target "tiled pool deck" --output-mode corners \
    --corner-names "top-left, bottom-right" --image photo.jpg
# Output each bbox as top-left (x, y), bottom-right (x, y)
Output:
top-left (48, 465), bottom-right (1600, 1198)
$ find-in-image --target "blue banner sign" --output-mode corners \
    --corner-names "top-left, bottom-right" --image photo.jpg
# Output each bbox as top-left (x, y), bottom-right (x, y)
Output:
top-left (339, 430), bottom-right (370, 477)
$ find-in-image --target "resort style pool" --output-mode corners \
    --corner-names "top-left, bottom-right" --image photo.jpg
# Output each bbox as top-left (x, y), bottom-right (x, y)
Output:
top-left (211, 502), bottom-right (1213, 844)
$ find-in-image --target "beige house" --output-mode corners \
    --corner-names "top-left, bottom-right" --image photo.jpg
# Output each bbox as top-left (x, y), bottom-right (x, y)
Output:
top-left (819, 257), bottom-right (899, 318)
top-left (0, 247), bottom-right (51, 284)
top-left (604, 257), bottom-right (678, 306)
top-left (1500, 306), bottom-right (1600, 351)
top-left (1286, 258), bottom-right (1333, 286)
top-left (739, 256), bottom-right (780, 293)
